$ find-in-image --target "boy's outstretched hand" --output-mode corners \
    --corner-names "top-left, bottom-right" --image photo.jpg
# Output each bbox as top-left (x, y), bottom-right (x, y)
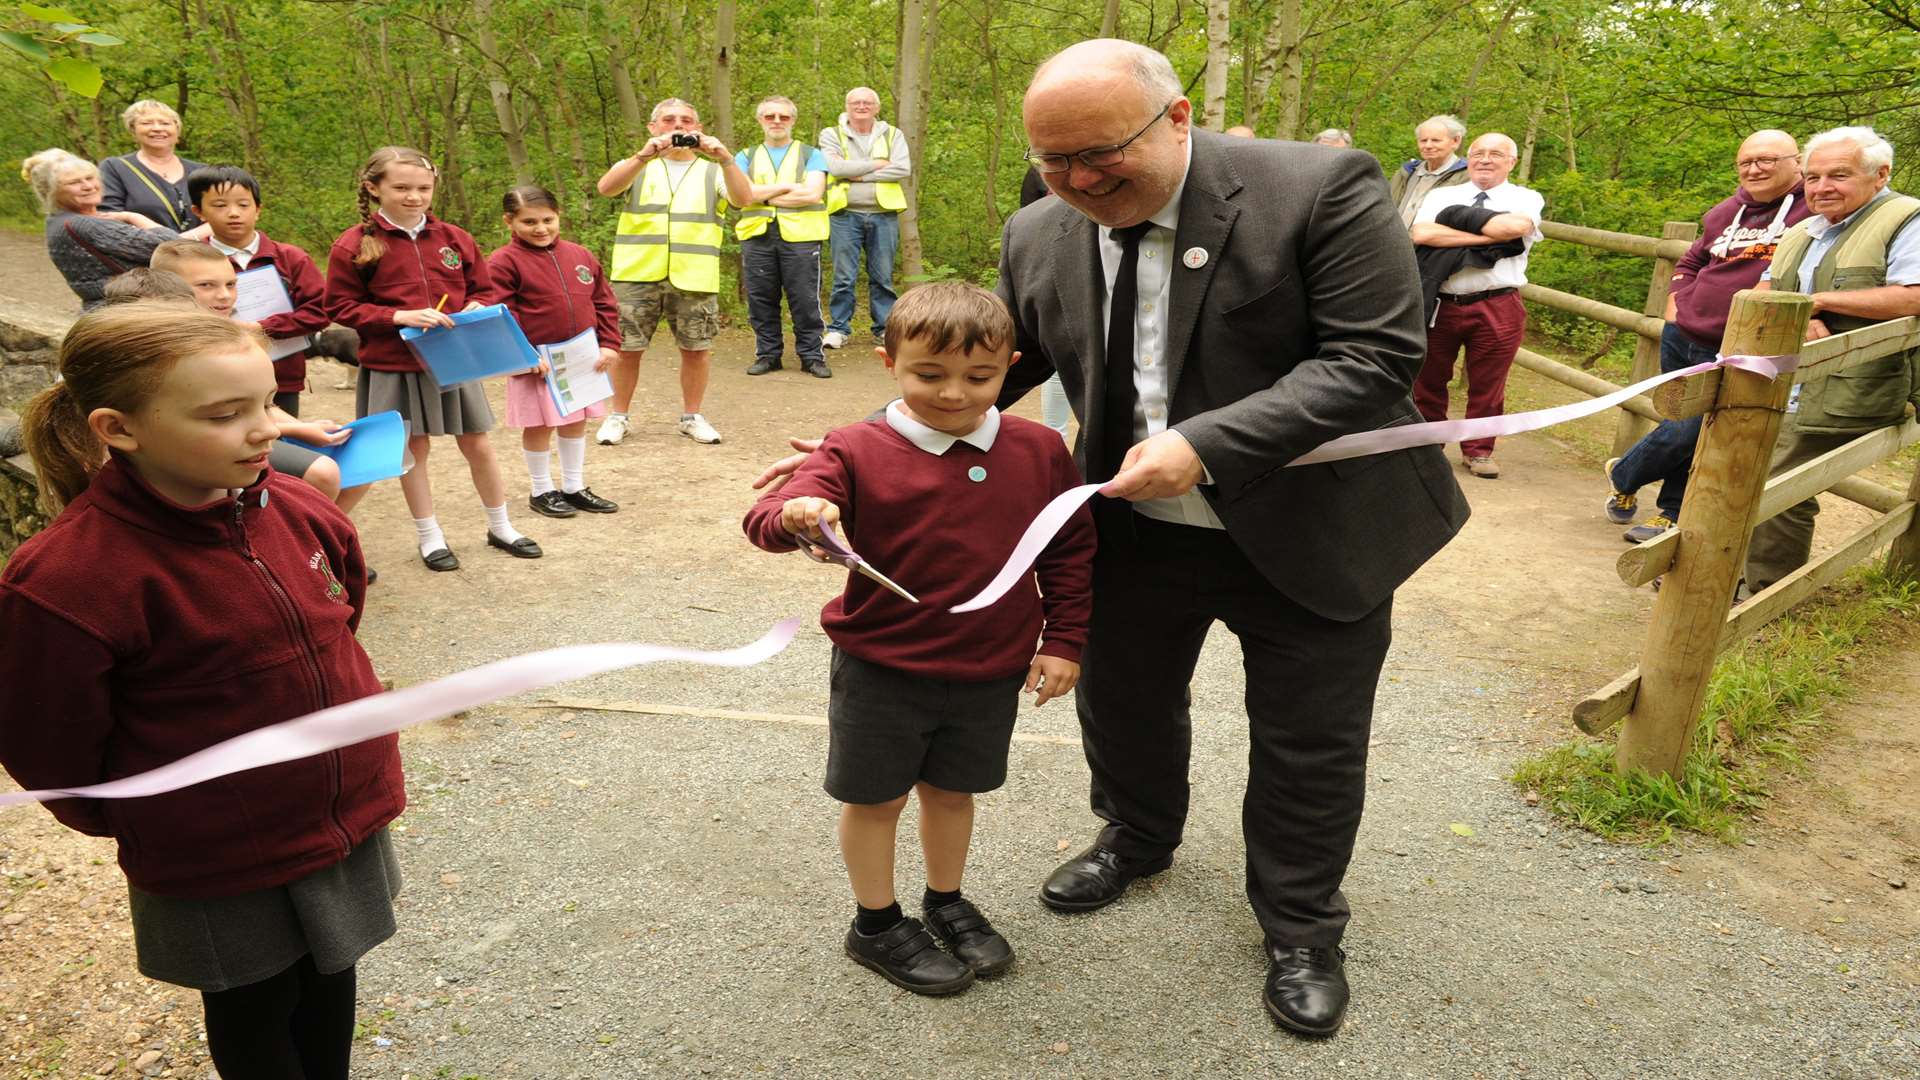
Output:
top-left (1026, 655), bottom-right (1080, 706)
top-left (780, 496), bottom-right (840, 545)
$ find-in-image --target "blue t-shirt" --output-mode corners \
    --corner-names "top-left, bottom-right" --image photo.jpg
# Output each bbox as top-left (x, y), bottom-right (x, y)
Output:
top-left (736, 144), bottom-right (828, 177)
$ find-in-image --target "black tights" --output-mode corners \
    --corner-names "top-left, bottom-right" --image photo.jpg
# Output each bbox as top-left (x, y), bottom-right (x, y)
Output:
top-left (200, 954), bottom-right (356, 1080)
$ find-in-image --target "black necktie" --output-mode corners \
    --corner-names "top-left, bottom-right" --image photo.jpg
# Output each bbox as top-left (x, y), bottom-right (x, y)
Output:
top-left (1472, 191), bottom-right (1488, 208)
top-left (1100, 221), bottom-right (1155, 482)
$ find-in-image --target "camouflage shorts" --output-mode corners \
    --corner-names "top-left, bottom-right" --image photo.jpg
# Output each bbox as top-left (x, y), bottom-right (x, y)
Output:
top-left (612, 279), bottom-right (720, 352)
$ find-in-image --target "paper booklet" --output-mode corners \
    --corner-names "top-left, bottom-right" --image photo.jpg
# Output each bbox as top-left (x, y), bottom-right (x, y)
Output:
top-left (233, 265), bottom-right (311, 361)
top-left (540, 327), bottom-right (614, 416)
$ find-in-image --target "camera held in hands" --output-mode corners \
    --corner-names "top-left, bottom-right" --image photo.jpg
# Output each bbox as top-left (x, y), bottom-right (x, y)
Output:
top-left (670, 133), bottom-right (702, 149)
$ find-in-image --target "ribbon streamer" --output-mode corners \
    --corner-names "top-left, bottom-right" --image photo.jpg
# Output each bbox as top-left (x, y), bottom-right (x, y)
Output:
top-left (0, 620), bottom-right (802, 808)
top-left (949, 353), bottom-right (1793, 612)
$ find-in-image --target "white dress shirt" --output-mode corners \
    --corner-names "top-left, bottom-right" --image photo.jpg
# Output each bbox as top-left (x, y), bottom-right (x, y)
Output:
top-left (1414, 180), bottom-right (1545, 294)
top-left (1095, 137), bottom-right (1223, 530)
top-left (211, 231), bottom-right (262, 269)
top-left (378, 210), bottom-right (427, 240)
top-left (885, 400), bottom-right (1000, 455)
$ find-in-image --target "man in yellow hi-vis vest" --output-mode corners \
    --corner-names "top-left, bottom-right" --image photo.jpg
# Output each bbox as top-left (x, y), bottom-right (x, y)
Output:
top-left (819, 87), bottom-right (912, 351)
top-left (736, 95), bottom-right (834, 379)
top-left (594, 98), bottom-right (755, 446)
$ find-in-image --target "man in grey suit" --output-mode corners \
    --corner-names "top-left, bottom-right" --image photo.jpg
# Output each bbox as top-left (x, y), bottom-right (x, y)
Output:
top-left (1009, 40), bottom-right (1467, 1036)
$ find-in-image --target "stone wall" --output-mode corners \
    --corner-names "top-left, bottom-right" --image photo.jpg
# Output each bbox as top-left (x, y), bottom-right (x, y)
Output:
top-left (0, 308), bottom-right (65, 413)
top-left (0, 413), bottom-right (43, 564)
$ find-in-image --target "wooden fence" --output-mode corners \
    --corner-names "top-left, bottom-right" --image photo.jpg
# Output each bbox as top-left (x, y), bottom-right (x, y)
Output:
top-left (1517, 220), bottom-right (1920, 778)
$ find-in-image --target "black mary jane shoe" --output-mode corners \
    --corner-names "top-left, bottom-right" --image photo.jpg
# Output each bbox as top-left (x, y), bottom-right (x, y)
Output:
top-left (560, 487), bottom-right (619, 514)
top-left (1039, 843), bottom-right (1173, 912)
top-left (1264, 943), bottom-right (1349, 1037)
top-left (528, 491), bottom-right (578, 518)
top-left (485, 533), bottom-right (543, 559)
top-left (421, 548), bottom-right (459, 572)
top-left (366, 567), bottom-right (379, 585)
top-left (924, 898), bottom-right (1015, 976)
top-left (844, 917), bottom-right (975, 996)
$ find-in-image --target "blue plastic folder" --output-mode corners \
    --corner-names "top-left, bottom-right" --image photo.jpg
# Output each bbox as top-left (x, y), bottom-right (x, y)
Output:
top-left (398, 304), bottom-right (540, 388)
top-left (281, 411), bottom-right (407, 489)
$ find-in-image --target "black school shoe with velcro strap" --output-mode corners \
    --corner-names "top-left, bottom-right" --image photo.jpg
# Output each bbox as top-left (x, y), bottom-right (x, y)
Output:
top-left (924, 898), bottom-right (1014, 976)
top-left (844, 916), bottom-right (975, 995)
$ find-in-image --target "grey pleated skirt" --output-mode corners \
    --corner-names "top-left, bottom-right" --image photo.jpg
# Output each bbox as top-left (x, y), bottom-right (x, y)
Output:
top-left (128, 828), bottom-right (403, 992)
top-left (357, 367), bottom-right (494, 437)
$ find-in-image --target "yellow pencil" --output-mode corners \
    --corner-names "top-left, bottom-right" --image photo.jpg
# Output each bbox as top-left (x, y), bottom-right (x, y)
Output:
top-left (434, 294), bottom-right (449, 312)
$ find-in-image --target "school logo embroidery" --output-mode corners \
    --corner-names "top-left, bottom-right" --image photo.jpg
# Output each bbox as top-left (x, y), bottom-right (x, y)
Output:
top-left (575, 264), bottom-right (594, 285)
top-left (310, 551), bottom-right (348, 604)
top-left (439, 246), bottom-right (462, 269)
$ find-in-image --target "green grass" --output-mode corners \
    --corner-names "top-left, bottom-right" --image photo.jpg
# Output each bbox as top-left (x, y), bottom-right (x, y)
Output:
top-left (1513, 563), bottom-right (1920, 844)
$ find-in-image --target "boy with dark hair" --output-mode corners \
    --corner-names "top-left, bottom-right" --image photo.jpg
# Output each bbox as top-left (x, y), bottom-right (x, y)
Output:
top-left (743, 281), bottom-right (1096, 996)
top-left (187, 164), bottom-right (331, 417)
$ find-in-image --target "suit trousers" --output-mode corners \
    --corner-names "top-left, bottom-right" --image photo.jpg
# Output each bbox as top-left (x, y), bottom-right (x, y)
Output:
top-left (1414, 291), bottom-right (1527, 459)
top-left (1744, 427), bottom-right (1859, 593)
top-left (1076, 514), bottom-right (1391, 947)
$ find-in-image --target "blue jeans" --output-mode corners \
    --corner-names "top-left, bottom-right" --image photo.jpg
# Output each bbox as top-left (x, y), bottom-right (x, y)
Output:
top-left (1610, 323), bottom-right (1719, 519)
top-left (828, 210), bottom-right (898, 337)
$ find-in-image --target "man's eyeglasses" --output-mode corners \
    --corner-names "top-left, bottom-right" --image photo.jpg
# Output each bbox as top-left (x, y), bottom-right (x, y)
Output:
top-left (1467, 150), bottom-right (1513, 161)
top-left (1736, 155), bottom-right (1790, 171)
top-left (1023, 101), bottom-right (1173, 174)
top-left (760, 113), bottom-right (795, 122)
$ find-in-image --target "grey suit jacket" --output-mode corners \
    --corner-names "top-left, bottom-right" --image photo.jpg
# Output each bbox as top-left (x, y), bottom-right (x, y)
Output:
top-left (995, 129), bottom-right (1468, 621)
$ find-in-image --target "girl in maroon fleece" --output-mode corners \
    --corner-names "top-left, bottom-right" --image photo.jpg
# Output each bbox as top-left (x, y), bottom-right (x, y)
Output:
top-left (0, 302), bottom-right (404, 1080)
top-left (323, 145), bottom-right (541, 571)
top-left (483, 184), bottom-right (623, 519)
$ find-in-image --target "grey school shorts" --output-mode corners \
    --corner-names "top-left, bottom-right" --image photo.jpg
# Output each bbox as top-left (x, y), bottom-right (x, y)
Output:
top-left (824, 647), bottom-right (1026, 805)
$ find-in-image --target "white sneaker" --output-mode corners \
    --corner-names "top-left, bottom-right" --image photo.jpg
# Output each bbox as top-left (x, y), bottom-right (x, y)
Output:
top-left (822, 330), bottom-right (848, 349)
top-left (678, 413), bottom-right (721, 444)
top-left (596, 414), bottom-right (630, 446)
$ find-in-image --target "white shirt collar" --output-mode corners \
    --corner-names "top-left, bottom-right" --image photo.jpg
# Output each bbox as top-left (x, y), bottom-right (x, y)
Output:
top-left (210, 232), bottom-right (261, 259)
top-left (378, 210), bottom-right (427, 239)
top-left (885, 400), bottom-right (1000, 455)
top-left (1099, 134), bottom-right (1192, 243)
top-left (1807, 193), bottom-right (1887, 239)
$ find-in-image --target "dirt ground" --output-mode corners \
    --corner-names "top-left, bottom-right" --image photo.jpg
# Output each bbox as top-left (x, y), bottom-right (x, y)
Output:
top-left (2, 227), bottom-right (1916, 1077)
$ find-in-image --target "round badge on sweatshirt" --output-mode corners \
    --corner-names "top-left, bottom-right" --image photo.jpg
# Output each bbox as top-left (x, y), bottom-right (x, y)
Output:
top-left (1182, 246), bottom-right (1209, 269)
top-left (967, 466), bottom-right (987, 483)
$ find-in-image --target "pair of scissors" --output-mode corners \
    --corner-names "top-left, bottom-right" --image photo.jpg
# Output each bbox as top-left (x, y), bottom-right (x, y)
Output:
top-left (800, 523), bottom-right (921, 604)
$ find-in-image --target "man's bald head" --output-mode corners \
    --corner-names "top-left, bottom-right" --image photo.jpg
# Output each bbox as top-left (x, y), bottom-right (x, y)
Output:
top-left (1022, 38), bottom-right (1191, 228)
top-left (1029, 38), bottom-right (1182, 105)
top-left (1225, 125), bottom-right (1257, 139)
top-left (1736, 129), bottom-right (1801, 201)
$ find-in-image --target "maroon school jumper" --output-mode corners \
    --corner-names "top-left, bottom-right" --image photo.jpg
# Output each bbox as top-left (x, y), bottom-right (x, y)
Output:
top-left (482, 236), bottom-right (622, 351)
top-left (743, 412), bottom-right (1095, 681)
top-left (322, 213), bottom-right (492, 373)
top-left (0, 457), bottom-right (403, 900)
top-left (217, 231), bottom-right (331, 393)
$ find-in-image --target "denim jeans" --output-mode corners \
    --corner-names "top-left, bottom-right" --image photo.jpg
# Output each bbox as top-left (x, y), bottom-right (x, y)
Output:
top-left (827, 210), bottom-right (899, 337)
top-left (1610, 323), bottom-right (1720, 519)
top-left (742, 234), bottom-right (824, 364)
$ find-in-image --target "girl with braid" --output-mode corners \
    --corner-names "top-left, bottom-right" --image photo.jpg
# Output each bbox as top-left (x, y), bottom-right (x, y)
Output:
top-left (322, 146), bottom-right (542, 570)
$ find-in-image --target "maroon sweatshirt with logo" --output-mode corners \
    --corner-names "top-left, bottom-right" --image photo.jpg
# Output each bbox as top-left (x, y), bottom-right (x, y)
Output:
top-left (0, 457), bottom-right (403, 899)
top-left (1670, 183), bottom-right (1811, 347)
top-left (482, 236), bottom-right (622, 351)
top-left (323, 213), bottom-right (492, 373)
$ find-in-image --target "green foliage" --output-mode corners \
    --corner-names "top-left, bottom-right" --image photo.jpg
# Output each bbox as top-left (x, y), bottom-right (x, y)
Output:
top-left (1, 4), bottom-right (120, 98)
top-left (1513, 565), bottom-right (1920, 844)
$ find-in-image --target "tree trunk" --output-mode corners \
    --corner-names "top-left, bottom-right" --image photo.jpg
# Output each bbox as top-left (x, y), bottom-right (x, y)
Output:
top-left (472, 0), bottom-right (532, 183)
top-left (893, 0), bottom-right (935, 281)
top-left (1453, 0), bottom-right (1518, 120)
top-left (1202, 0), bottom-right (1230, 130)
top-left (1519, 94), bottom-right (1544, 181)
top-left (1100, 0), bottom-right (1120, 37)
top-left (1274, 0), bottom-right (1302, 140)
top-left (599, 3), bottom-right (644, 139)
top-left (979, 0), bottom-right (1005, 232)
top-left (189, 0), bottom-right (264, 176)
top-left (1562, 78), bottom-right (1578, 171)
top-left (712, 0), bottom-right (737, 149)
top-left (432, 21), bottom-right (471, 226)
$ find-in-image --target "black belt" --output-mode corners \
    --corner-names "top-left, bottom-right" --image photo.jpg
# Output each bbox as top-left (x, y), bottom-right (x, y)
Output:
top-left (1438, 287), bottom-right (1517, 306)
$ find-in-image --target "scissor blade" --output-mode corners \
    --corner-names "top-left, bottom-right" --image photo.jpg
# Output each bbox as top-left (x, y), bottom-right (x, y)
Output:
top-left (853, 561), bottom-right (920, 603)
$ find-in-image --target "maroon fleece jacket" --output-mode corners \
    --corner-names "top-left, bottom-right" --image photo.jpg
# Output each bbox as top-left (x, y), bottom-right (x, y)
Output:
top-left (743, 413), bottom-right (1095, 681)
top-left (482, 236), bottom-right (622, 351)
top-left (323, 213), bottom-right (492, 373)
top-left (0, 456), bottom-right (403, 899)
top-left (218, 231), bottom-right (331, 392)
top-left (1670, 183), bottom-right (1811, 347)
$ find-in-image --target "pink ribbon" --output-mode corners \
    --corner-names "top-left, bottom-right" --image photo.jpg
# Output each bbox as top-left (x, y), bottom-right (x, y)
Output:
top-left (950, 353), bottom-right (1793, 613)
top-left (1, 620), bottom-right (801, 808)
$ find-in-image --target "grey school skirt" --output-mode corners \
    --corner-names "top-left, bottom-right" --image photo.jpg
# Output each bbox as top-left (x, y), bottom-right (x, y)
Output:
top-left (357, 367), bottom-right (494, 437)
top-left (128, 828), bottom-right (403, 992)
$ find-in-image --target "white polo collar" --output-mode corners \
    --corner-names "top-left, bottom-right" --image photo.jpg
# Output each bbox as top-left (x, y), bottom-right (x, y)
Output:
top-left (885, 400), bottom-right (1000, 455)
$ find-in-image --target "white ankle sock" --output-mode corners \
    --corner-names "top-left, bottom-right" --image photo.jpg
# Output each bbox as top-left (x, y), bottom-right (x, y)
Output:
top-left (413, 515), bottom-right (447, 558)
top-left (556, 436), bottom-right (587, 494)
top-left (524, 448), bottom-right (555, 496)
top-left (484, 503), bottom-right (524, 544)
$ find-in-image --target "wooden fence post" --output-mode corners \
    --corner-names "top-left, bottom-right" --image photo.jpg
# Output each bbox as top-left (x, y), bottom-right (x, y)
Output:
top-left (1616, 289), bottom-right (1812, 777)
top-left (1887, 454), bottom-right (1920, 581)
top-left (1610, 220), bottom-right (1699, 458)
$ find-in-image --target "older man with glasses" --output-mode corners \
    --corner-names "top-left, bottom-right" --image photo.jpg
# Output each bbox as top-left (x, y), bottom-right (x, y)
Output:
top-left (1602, 130), bottom-right (1808, 541)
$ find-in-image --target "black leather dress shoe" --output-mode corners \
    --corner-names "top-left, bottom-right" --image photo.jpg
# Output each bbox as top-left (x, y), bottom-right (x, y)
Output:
top-left (746, 358), bottom-right (782, 375)
top-left (485, 533), bottom-right (543, 559)
top-left (421, 548), bottom-right (459, 572)
top-left (528, 491), bottom-right (578, 518)
top-left (1264, 943), bottom-right (1348, 1037)
top-left (561, 487), bottom-right (619, 513)
top-left (1038, 843), bottom-right (1173, 912)
top-left (844, 917), bottom-right (975, 996)
top-left (924, 898), bottom-right (1014, 976)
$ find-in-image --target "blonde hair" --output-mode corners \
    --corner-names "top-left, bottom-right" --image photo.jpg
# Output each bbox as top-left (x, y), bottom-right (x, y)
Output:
top-left (149, 238), bottom-right (232, 274)
top-left (353, 146), bottom-right (437, 266)
top-left (101, 268), bottom-right (196, 304)
top-left (883, 281), bottom-right (1016, 360)
top-left (121, 99), bottom-right (182, 132)
top-left (22, 302), bottom-right (266, 512)
top-left (19, 148), bottom-right (96, 213)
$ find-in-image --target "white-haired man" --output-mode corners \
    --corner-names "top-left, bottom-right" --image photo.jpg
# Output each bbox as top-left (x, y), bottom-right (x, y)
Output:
top-left (1311, 128), bottom-right (1354, 148)
top-left (1748, 126), bottom-right (1920, 592)
top-left (819, 87), bottom-right (912, 350)
top-left (1389, 114), bottom-right (1469, 228)
top-left (1410, 132), bottom-right (1543, 479)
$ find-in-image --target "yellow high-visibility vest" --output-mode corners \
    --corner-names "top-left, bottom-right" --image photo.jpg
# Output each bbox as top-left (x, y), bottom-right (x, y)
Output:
top-left (735, 142), bottom-right (830, 243)
top-left (610, 158), bottom-right (726, 292)
top-left (828, 124), bottom-right (906, 213)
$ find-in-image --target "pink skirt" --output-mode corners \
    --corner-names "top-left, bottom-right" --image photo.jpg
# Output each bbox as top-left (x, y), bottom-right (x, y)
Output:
top-left (503, 370), bottom-right (609, 429)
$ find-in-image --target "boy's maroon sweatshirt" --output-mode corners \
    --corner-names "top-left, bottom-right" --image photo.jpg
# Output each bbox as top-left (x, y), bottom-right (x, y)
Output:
top-left (483, 236), bottom-right (622, 351)
top-left (0, 456), bottom-right (403, 899)
top-left (323, 213), bottom-right (491, 373)
top-left (221, 231), bottom-right (330, 392)
top-left (744, 412), bottom-right (1095, 681)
